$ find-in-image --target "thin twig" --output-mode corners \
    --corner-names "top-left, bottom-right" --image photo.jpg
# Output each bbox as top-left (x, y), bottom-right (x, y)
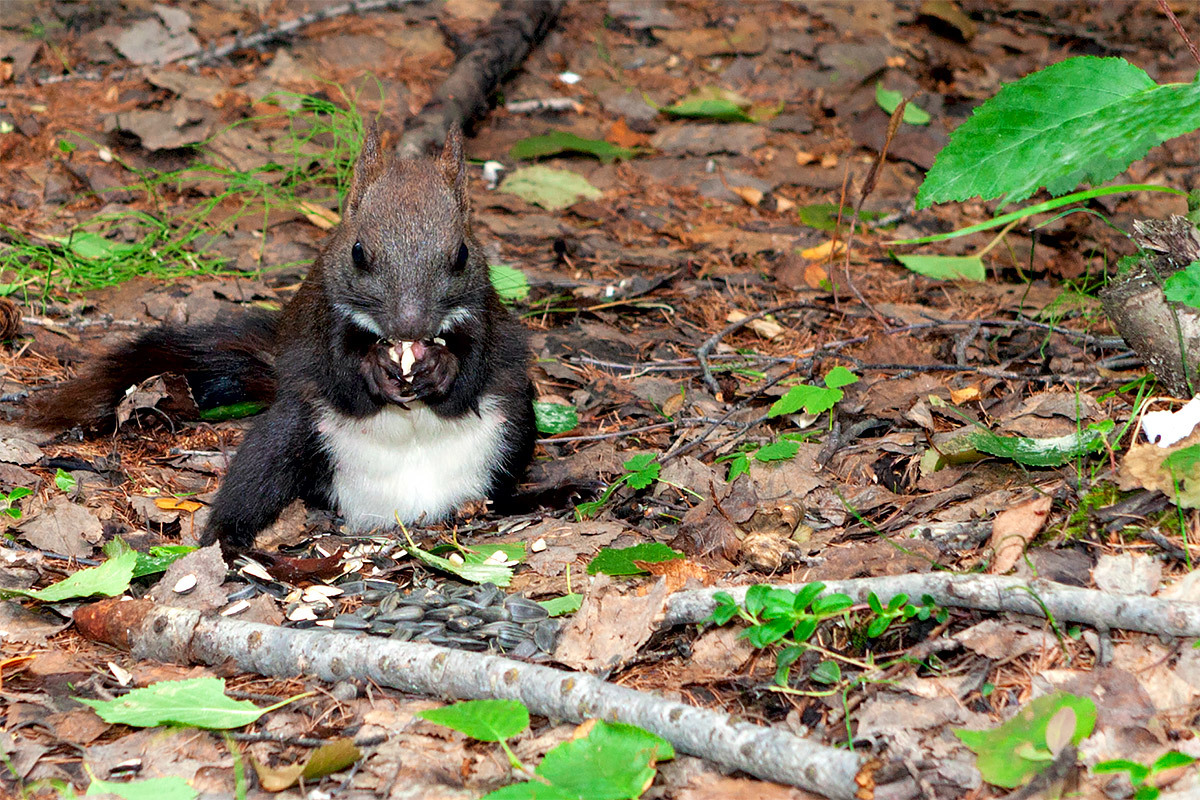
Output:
top-left (1158, 0), bottom-right (1200, 68)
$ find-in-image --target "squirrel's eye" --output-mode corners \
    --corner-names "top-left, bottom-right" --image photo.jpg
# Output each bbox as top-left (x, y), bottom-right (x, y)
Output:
top-left (453, 242), bottom-right (469, 271)
top-left (351, 241), bottom-right (367, 270)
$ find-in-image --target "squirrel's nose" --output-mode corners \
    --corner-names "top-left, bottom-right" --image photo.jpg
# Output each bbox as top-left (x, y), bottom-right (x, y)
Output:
top-left (387, 304), bottom-right (432, 342)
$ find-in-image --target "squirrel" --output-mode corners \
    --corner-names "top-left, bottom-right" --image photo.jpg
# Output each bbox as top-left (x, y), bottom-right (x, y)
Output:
top-left (28, 125), bottom-right (537, 555)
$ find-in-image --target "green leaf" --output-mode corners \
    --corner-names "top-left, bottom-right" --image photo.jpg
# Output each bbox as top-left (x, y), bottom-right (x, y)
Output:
top-left (754, 439), bottom-right (800, 462)
top-left (54, 468), bottom-right (76, 492)
top-left (768, 385), bottom-right (842, 417)
top-left (539, 593), bottom-right (583, 617)
top-left (587, 543), bottom-right (684, 576)
top-left (875, 83), bottom-right (931, 125)
top-left (744, 585), bottom-right (771, 617)
top-left (133, 545), bottom-right (198, 579)
top-left (746, 617), bottom-right (794, 647)
top-left (797, 203), bottom-right (887, 232)
top-left (418, 699), bottom-right (530, 742)
top-left (498, 166), bottom-right (602, 211)
top-left (510, 131), bottom-right (637, 164)
top-left (404, 540), bottom-right (516, 586)
top-left (1151, 750), bottom-right (1197, 773)
top-left (790, 583), bottom-right (826, 612)
top-left (663, 86), bottom-right (756, 122)
top-left (76, 677), bottom-right (286, 729)
top-left (535, 720), bottom-right (667, 800)
top-left (917, 56), bottom-right (1200, 209)
top-left (86, 775), bottom-right (197, 800)
top-left (1163, 261), bottom-right (1200, 308)
top-left (954, 692), bottom-right (1096, 788)
top-left (971, 421), bottom-right (1113, 467)
top-left (1164, 443), bottom-right (1200, 473)
top-left (18, 549), bottom-right (137, 602)
top-left (896, 254), bottom-right (986, 281)
top-left (709, 592), bottom-right (739, 625)
top-left (866, 616), bottom-right (891, 637)
top-left (1093, 759), bottom-right (1149, 782)
top-left (623, 453), bottom-right (660, 490)
top-left (810, 660), bottom-right (842, 685)
top-left (534, 401), bottom-right (579, 434)
top-left (811, 593), bottom-right (853, 615)
top-left (481, 783), bottom-right (578, 800)
top-left (774, 645), bottom-right (804, 686)
top-left (50, 231), bottom-right (140, 261)
top-left (198, 400), bottom-right (267, 421)
top-left (490, 263), bottom-right (531, 302)
top-left (725, 451), bottom-right (751, 481)
top-left (823, 366), bottom-right (859, 390)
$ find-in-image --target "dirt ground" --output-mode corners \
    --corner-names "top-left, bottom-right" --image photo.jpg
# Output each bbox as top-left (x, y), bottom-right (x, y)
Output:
top-left (3, 1), bottom-right (1200, 798)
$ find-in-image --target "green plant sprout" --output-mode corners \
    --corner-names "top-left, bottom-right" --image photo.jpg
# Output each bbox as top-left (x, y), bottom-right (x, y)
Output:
top-left (708, 583), bottom-right (945, 686)
top-left (0, 486), bottom-right (32, 520)
top-left (417, 699), bottom-right (675, 800)
top-left (575, 453), bottom-right (660, 520)
top-left (1094, 751), bottom-right (1198, 799)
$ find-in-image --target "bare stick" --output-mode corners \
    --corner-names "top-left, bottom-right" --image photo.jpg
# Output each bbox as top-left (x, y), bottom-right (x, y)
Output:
top-left (75, 599), bottom-right (869, 799)
top-left (398, 1), bottom-right (565, 157)
top-left (663, 572), bottom-right (1200, 638)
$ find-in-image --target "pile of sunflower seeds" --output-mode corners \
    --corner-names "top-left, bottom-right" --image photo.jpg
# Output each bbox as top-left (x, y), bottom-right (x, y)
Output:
top-left (273, 579), bottom-right (560, 658)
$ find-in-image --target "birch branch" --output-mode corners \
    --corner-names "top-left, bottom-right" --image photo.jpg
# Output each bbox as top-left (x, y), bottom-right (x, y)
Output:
top-left (663, 572), bottom-right (1200, 637)
top-left (75, 599), bottom-right (869, 800)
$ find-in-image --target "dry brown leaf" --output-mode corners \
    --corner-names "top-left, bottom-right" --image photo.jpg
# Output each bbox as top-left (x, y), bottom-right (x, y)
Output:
top-left (726, 309), bottom-right (784, 339)
top-left (804, 262), bottom-right (829, 289)
top-left (634, 558), bottom-right (711, 591)
top-left (949, 385), bottom-right (981, 404)
top-left (297, 200), bottom-right (340, 230)
top-left (988, 494), bottom-right (1052, 574)
top-left (155, 497), bottom-right (204, 513)
top-left (730, 184), bottom-right (764, 206)
top-left (608, 118), bottom-right (650, 148)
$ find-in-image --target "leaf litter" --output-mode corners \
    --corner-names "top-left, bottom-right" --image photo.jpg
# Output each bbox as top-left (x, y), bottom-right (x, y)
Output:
top-left (2, 1), bottom-right (1200, 799)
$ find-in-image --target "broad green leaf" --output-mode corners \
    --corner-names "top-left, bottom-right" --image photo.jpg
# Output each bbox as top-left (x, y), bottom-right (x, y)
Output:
top-left (1164, 443), bottom-right (1200, 473)
top-left (954, 692), bottom-right (1096, 788)
top-left (404, 540), bottom-right (515, 586)
top-left (769, 385), bottom-right (841, 417)
top-left (726, 452), bottom-right (750, 479)
top-left (917, 56), bottom-right (1200, 208)
top-left (481, 784), bottom-right (577, 800)
top-left (198, 400), bottom-right (266, 421)
top-left (54, 468), bottom-right (76, 492)
top-left (810, 660), bottom-right (842, 685)
top-left (418, 699), bottom-right (530, 742)
top-left (1162, 260), bottom-right (1200, 308)
top-left (587, 543), bottom-right (684, 576)
top-left (536, 720), bottom-right (667, 799)
top-left (19, 550), bottom-right (137, 602)
top-left (709, 592), bottom-right (739, 625)
top-left (823, 366), bottom-right (859, 390)
top-left (875, 83), bottom-right (931, 125)
top-left (510, 131), bottom-right (636, 164)
top-left (971, 421), bottom-right (1113, 467)
top-left (791, 583), bottom-right (827, 611)
top-left (797, 203), bottom-right (887, 232)
top-left (663, 86), bottom-right (755, 122)
top-left (1152, 750), bottom-right (1197, 772)
top-left (623, 453), bottom-right (660, 489)
top-left (7, 486), bottom-right (32, 501)
top-left (754, 439), bottom-right (800, 462)
top-left (133, 545), bottom-right (198, 579)
top-left (896, 254), bottom-right (986, 281)
top-left (498, 166), bottom-right (602, 211)
top-left (587, 720), bottom-right (674, 762)
top-left (534, 401), bottom-right (579, 434)
top-left (811, 593), bottom-right (853, 615)
top-left (86, 775), bottom-right (197, 800)
top-left (490, 263), bottom-right (531, 302)
top-left (50, 231), bottom-right (140, 261)
top-left (539, 593), bottom-right (583, 617)
top-left (76, 677), bottom-right (288, 729)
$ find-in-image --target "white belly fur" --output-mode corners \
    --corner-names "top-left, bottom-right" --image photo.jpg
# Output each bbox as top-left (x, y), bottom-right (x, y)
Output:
top-left (317, 395), bottom-right (508, 530)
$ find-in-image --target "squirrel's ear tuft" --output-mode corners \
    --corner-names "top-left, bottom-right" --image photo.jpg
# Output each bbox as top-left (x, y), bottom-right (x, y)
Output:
top-left (346, 120), bottom-right (386, 215)
top-left (437, 125), bottom-right (469, 211)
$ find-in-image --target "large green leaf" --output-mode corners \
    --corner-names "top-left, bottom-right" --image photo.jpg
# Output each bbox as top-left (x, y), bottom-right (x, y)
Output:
top-left (917, 57), bottom-right (1200, 208)
top-left (76, 677), bottom-right (292, 729)
top-left (16, 550), bottom-right (137, 602)
top-left (418, 700), bottom-right (530, 742)
top-left (510, 131), bottom-right (636, 164)
top-left (498, 166), bottom-right (602, 211)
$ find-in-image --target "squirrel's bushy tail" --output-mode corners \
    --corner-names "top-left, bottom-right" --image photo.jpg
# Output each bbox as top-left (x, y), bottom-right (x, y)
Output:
top-left (27, 309), bottom-right (280, 431)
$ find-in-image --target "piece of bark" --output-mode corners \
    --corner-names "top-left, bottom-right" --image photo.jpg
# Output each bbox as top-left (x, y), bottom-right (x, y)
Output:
top-left (397, 1), bottom-right (565, 158)
top-left (74, 599), bottom-right (868, 799)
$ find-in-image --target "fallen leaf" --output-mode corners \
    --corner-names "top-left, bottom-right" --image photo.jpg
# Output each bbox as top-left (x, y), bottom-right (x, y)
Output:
top-left (800, 240), bottom-right (846, 260)
top-left (155, 497), bottom-right (204, 513)
top-left (988, 494), bottom-right (1053, 574)
top-left (950, 385), bottom-right (981, 404)
top-left (634, 558), bottom-right (711, 591)
top-left (726, 309), bottom-right (784, 339)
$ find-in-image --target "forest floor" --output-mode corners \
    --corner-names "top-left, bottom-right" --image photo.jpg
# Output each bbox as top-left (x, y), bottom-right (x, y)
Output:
top-left (3, 1), bottom-right (1200, 798)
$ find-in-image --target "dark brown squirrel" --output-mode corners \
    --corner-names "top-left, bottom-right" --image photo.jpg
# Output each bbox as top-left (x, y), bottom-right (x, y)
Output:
top-left (28, 126), bottom-right (537, 555)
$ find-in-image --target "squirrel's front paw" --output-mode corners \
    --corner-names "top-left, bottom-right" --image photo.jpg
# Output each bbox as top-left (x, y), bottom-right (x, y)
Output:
top-left (410, 342), bottom-right (458, 399)
top-left (361, 343), bottom-right (415, 406)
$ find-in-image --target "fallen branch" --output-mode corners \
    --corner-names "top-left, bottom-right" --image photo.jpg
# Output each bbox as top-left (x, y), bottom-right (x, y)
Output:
top-left (663, 572), bottom-right (1200, 638)
top-left (398, 1), bottom-right (565, 158)
top-left (75, 599), bottom-right (869, 800)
